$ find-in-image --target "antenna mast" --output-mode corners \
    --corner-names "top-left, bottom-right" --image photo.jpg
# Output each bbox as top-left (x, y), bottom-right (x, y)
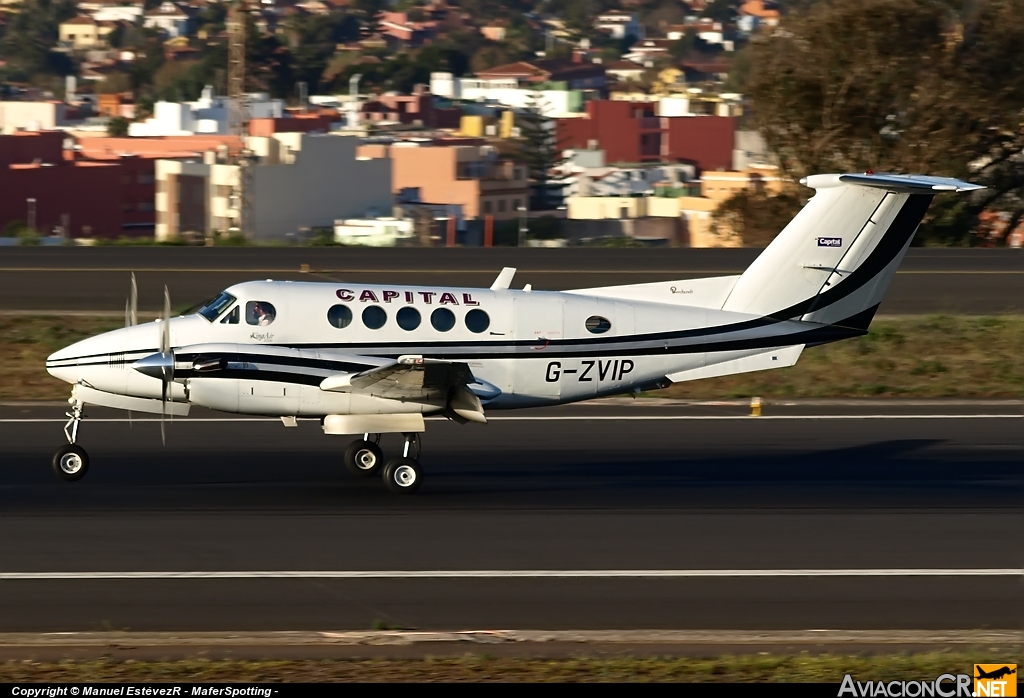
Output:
top-left (227, 2), bottom-right (254, 238)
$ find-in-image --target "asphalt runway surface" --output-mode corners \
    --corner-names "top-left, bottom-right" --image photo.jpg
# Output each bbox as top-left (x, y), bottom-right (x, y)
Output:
top-left (0, 401), bottom-right (1021, 634)
top-left (1, 247), bottom-right (1021, 314)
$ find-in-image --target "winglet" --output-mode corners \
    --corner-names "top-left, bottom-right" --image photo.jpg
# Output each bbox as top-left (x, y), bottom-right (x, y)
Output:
top-left (490, 267), bottom-right (516, 291)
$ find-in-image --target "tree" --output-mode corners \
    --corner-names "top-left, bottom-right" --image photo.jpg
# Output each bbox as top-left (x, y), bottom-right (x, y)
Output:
top-left (710, 187), bottom-right (804, 247)
top-left (668, 28), bottom-right (699, 60)
top-left (517, 91), bottom-right (568, 210)
top-left (701, 0), bottom-right (737, 24)
top-left (745, 0), bottom-right (1024, 244)
top-left (0, 0), bottom-right (77, 81)
top-left (107, 116), bottom-right (130, 137)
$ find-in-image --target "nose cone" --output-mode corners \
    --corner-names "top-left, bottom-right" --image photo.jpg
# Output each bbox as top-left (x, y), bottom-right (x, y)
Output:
top-left (46, 327), bottom-right (131, 385)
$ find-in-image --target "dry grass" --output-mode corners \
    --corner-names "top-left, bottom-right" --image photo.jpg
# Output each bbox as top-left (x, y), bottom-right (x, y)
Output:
top-left (1, 315), bottom-right (1021, 401)
top-left (656, 315), bottom-right (1024, 399)
top-left (0, 315), bottom-right (124, 401)
top-left (0, 652), bottom-right (987, 682)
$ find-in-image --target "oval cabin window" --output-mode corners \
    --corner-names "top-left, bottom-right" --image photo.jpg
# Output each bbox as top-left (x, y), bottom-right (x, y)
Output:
top-left (327, 304), bottom-right (353, 329)
top-left (430, 308), bottom-right (456, 332)
top-left (396, 307), bottom-right (421, 331)
top-left (465, 309), bottom-right (490, 334)
top-left (246, 301), bottom-right (276, 327)
top-left (585, 316), bottom-right (611, 334)
top-left (362, 305), bottom-right (387, 330)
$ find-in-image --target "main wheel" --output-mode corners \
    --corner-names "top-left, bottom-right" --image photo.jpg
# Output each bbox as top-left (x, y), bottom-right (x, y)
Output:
top-left (382, 457), bottom-right (422, 495)
top-left (52, 444), bottom-right (89, 482)
top-left (344, 439), bottom-right (384, 477)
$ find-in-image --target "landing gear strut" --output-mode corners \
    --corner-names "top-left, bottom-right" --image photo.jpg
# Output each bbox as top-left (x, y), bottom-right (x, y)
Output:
top-left (53, 394), bottom-right (89, 482)
top-left (344, 433), bottom-right (384, 477)
top-left (382, 433), bottom-right (423, 495)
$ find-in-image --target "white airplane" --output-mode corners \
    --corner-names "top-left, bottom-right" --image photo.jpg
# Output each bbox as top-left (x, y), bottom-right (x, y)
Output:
top-left (45, 173), bottom-right (981, 494)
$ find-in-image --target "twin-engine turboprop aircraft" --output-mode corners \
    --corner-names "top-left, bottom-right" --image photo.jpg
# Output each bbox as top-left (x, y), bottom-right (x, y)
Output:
top-left (46, 173), bottom-right (981, 493)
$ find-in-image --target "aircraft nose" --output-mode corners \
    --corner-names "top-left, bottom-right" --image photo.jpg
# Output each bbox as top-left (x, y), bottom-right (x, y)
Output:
top-left (45, 330), bottom-right (127, 387)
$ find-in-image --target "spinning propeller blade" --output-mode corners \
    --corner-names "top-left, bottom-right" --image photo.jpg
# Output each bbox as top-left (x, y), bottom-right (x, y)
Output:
top-left (130, 273), bottom-right (138, 326)
top-left (160, 285), bottom-right (171, 445)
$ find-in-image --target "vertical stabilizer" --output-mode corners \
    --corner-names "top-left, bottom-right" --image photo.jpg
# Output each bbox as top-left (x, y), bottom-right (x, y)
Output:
top-left (721, 174), bottom-right (981, 327)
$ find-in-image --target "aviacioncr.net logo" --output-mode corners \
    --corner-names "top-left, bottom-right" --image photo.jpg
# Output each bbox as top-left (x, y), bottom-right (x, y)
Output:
top-left (839, 673), bottom-right (973, 697)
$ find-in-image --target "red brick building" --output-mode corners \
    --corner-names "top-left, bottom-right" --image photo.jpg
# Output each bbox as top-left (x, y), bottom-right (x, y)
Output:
top-left (0, 132), bottom-right (122, 238)
top-left (556, 100), bottom-right (735, 171)
top-left (0, 132), bottom-right (243, 239)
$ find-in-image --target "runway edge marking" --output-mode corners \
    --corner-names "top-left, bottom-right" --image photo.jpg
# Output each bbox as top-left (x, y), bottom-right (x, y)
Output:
top-left (1, 415), bottom-right (1021, 423)
top-left (1, 568), bottom-right (1020, 580)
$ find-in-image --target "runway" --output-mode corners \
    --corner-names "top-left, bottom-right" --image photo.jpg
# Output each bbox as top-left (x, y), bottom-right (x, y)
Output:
top-left (0, 401), bottom-right (1020, 633)
top-left (0, 247), bottom-right (1021, 313)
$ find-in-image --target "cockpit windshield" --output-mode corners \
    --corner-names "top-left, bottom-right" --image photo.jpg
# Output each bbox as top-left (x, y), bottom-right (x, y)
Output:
top-left (197, 292), bottom-right (237, 322)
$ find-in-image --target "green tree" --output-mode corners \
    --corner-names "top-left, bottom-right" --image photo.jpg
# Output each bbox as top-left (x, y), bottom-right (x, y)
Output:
top-left (1, 0), bottom-right (77, 81)
top-left (669, 28), bottom-right (699, 60)
top-left (517, 91), bottom-right (568, 210)
top-left (710, 188), bottom-right (804, 246)
top-left (701, 0), bottom-right (738, 23)
top-left (745, 0), bottom-right (1024, 244)
top-left (107, 116), bottom-right (130, 137)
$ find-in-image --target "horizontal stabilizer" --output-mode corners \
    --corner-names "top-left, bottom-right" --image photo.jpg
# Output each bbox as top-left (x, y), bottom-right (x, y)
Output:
top-left (666, 345), bottom-right (804, 384)
top-left (834, 173), bottom-right (984, 193)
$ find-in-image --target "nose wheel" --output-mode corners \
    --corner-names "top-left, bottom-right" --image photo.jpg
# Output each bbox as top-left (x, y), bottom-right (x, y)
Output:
top-left (53, 393), bottom-right (89, 482)
top-left (53, 444), bottom-right (89, 482)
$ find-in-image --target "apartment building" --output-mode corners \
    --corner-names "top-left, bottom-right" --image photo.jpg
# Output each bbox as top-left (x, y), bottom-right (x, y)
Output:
top-left (357, 140), bottom-right (529, 221)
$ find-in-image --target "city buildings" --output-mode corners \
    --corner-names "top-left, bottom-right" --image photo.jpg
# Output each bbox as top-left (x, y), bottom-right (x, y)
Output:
top-left (357, 139), bottom-right (529, 222)
top-left (155, 134), bottom-right (393, 241)
top-left (556, 100), bottom-right (735, 171)
top-left (128, 87), bottom-right (284, 137)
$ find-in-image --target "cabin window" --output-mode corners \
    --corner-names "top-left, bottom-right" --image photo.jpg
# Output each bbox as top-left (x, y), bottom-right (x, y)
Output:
top-left (396, 307), bottom-right (421, 331)
top-left (220, 305), bottom-right (239, 324)
top-left (430, 307), bottom-right (456, 332)
top-left (362, 305), bottom-right (387, 330)
top-left (197, 292), bottom-right (236, 321)
top-left (327, 304), bottom-right (353, 329)
top-left (465, 309), bottom-right (489, 333)
top-left (585, 315), bottom-right (611, 334)
top-left (245, 301), bottom-right (276, 326)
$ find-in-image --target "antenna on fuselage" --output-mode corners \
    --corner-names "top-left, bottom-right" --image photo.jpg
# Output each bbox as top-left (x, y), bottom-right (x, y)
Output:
top-left (490, 267), bottom-right (516, 291)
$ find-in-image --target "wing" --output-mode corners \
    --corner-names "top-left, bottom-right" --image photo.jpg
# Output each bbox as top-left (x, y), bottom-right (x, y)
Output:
top-left (171, 345), bottom-right (494, 424)
top-left (321, 355), bottom-right (490, 423)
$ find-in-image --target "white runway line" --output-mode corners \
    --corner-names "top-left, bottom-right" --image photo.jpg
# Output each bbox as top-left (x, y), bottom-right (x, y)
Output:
top-left (0, 414), bottom-right (1020, 424)
top-left (0, 569), bottom-right (1020, 580)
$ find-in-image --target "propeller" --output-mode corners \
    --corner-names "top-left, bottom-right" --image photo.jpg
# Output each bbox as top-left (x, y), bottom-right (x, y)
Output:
top-left (131, 285), bottom-right (174, 445)
top-left (124, 273), bottom-right (138, 428)
top-left (159, 285), bottom-right (172, 444)
top-left (124, 273), bottom-right (138, 328)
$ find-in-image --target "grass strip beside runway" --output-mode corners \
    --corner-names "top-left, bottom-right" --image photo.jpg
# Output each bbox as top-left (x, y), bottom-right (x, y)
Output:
top-left (0, 653), bottom-right (997, 682)
top-left (1, 315), bottom-right (1021, 401)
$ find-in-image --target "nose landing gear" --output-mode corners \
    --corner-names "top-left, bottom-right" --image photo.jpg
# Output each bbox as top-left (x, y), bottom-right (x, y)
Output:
top-left (53, 395), bottom-right (89, 482)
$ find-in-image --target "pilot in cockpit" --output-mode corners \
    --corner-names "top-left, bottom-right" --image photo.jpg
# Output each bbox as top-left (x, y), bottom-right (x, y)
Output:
top-left (252, 302), bottom-right (273, 326)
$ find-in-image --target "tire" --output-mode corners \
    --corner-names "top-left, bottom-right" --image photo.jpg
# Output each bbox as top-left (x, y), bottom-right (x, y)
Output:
top-left (382, 457), bottom-right (422, 495)
top-left (344, 440), bottom-right (384, 477)
top-left (52, 444), bottom-right (89, 482)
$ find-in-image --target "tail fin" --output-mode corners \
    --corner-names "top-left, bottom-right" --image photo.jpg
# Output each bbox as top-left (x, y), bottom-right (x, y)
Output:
top-left (721, 174), bottom-right (982, 327)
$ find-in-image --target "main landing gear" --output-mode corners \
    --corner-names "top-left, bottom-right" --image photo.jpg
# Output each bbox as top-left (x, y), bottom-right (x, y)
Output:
top-left (53, 395), bottom-right (89, 482)
top-left (344, 433), bottom-right (423, 495)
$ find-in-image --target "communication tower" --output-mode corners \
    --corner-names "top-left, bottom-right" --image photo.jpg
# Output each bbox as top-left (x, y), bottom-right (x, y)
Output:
top-left (227, 2), bottom-right (255, 238)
